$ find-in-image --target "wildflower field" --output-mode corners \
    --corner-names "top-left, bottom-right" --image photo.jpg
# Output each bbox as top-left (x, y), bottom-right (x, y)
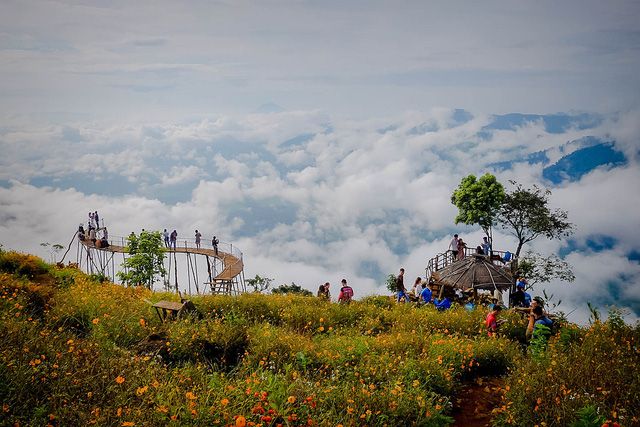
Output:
top-left (0, 251), bottom-right (638, 426)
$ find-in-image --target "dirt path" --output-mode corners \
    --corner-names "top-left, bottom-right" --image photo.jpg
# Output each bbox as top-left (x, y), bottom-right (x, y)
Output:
top-left (451, 377), bottom-right (505, 426)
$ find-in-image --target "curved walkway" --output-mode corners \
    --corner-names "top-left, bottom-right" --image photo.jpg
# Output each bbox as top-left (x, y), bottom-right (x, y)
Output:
top-left (79, 238), bottom-right (243, 282)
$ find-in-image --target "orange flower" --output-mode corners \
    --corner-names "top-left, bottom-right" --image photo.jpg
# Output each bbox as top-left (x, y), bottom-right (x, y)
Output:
top-left (115, 376), bottom-right (125, 384)
top-left (220, 398), bottom-right (230, 407)
top-left (185, 391), bottom-right (197, 400)
top-left (235, 415), bottom-right (247, 427)
top-left (121, 422), bottom-right (135, 427)
top-left (92, 318), bottom-right (100, 325)
top-left (139, 318), bottom-right (146, 327)
top-left (136, 386), bottom-right (148, 396)
top-left (287, 396), bottom-right (296, 404)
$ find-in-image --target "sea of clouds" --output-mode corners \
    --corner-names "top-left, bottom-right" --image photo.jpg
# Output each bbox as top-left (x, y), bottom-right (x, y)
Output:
top-left (1, 108), bottom-right (638, 324)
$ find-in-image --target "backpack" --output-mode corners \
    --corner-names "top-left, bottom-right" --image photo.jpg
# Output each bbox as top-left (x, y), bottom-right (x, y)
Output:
top-left (340, 286), bottom-right (353, 302)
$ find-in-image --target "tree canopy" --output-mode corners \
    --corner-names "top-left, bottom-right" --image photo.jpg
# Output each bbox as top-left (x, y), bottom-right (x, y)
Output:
top-left (271, 282), bottom-right (313, 296)
top-left (498, 181), bottom-right (573, 258)
top-left (516, 251), bottom-right (575, 288)
top-left (117, 230), bottom-right (166, 289)
top-left (451, 173), bottom-right (505, 240)
top-left (246, 275), bottom-right (273, 293)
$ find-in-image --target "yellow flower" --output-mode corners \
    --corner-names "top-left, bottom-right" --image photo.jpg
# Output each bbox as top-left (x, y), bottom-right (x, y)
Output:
top-left (115, 376), bottom-right (125, 384)
top-left (287, 395), bottom-right (296, 404)
top-left (136, 386), bottom-right (148, 395)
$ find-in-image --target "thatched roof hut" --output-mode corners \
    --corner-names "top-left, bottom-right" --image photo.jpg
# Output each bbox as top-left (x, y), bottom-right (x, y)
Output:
top-left (431, 254), bottom-right (513, 292)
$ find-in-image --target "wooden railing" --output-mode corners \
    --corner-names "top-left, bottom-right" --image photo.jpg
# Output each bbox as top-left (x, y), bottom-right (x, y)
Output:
top-left (425, 248), bottom-right (516, 282)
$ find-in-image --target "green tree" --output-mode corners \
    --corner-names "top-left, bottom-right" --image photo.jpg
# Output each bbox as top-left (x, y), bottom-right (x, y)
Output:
top-left (498, 181), bottom-right (573, 258)
top-left (117, 230), bottom-right (166, 289)
top-left (517, 251), bottom-right (575, 289)
top-left (40, 242), bottom-right (65, 263)
top-left (271, 282), bottom-right (313, 296)
top-left (451, 173), bottom-right (505, 240)
top-left (385, 274), bottom-right (397, 293)
top-left (246, 275), bottom-right (273, 293)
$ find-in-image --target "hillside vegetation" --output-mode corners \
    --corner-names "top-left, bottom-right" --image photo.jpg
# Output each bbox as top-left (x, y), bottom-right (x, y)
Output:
top-left (0, 251), bottom-right (638, 426)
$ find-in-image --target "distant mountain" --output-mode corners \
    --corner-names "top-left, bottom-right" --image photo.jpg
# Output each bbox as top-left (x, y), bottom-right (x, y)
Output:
top-left (542, 141), bottom-right (627, 184)
top-left (482, 112), bottom-right (603, 134)
top-left (488, 133), bottom-right (627, 185)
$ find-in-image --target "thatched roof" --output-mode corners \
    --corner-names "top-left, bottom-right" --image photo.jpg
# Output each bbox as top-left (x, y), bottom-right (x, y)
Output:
top-left (431, 255), bottom-right (513, 292)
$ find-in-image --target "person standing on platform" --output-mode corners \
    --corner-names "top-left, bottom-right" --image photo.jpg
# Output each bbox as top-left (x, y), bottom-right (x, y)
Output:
top-left (170, 230), bottom-right (177, 250)
top-left (163, 229), bottom-right (170, 248)
top-left (212, 236), bottom-right (219, 256)
top-left (195, 230), bottom-right (202, 249)
top-left (449, 234), bottom-right (459, 259)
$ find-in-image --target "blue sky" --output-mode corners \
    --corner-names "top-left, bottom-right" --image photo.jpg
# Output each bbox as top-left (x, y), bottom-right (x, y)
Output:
top-left (1, 1), bottom-right (639, 323)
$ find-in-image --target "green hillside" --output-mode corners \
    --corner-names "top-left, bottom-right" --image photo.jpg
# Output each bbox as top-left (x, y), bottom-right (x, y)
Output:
top-left (0, 251), bottom-right (637, 426)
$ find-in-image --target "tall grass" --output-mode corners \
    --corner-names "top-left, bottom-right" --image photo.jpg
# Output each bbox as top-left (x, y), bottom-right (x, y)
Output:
top-left (1, 252), bottom-right (638, 426)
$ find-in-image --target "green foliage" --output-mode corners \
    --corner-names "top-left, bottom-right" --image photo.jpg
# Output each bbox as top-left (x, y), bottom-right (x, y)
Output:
top-left (494, 320), bottom-right (639, 426)
top-left (498, 181), bottom-right (573, 257)
top-left (1, 252), bottom-right (638, 427)
top-left (517, 251), bottom-right (575, 288)
top-left (529, 323), bottom-right (552, 360)
top-left (451, 173), bottom-right (505, 239)
top-left (117, 230), bottom-right (166, 289)
top-left (0, 250), bottom-right (50, 278)
top-left (385, 273), bottom-right (397, 293)
top-left (246, 274), bottom-right (273, 293)
top-left (569, 405), bottom-right (608, 427)
top-left (271, 282), bottom-right (313, 296)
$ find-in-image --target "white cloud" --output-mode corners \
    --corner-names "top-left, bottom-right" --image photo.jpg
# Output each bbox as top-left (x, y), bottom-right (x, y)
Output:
top-left (1, 109), bottom-right (639, 325)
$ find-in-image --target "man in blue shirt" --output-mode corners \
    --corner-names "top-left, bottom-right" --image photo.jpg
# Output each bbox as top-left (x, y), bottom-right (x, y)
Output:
top-left (420, 282), bottom-right (432, 304)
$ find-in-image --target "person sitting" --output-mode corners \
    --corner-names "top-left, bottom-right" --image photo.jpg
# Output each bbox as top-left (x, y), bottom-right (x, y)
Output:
top-left (527, 305), bottom-right (553, 338)
top-left (420, 282), bottom-right (432, 305)
top-left (433, 297), bottom-right (451, 311)
top-left (475, 245), bottom-right (484, 255)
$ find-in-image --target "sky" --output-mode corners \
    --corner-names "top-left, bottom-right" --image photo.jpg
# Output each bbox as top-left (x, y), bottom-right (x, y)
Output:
top-left (1, 0), bottom-right (639, 324)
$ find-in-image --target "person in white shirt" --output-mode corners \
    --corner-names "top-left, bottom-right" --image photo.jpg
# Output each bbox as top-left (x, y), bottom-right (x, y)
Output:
top-left (449, 234), bottom-right (459, 259)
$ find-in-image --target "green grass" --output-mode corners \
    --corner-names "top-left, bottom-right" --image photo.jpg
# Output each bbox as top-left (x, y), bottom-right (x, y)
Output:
top-left (0, 251), bottom-right (637, 426)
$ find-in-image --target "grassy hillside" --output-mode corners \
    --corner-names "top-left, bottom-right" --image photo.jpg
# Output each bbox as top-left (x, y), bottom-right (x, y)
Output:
top-left (0, 251), bottom-right (638, 426)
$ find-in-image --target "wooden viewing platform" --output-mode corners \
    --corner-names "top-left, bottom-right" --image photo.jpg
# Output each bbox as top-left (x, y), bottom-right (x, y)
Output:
top-left (72, 229), bottom-right (246, 296)
top-left (79, 238), bottom-right (243, 283)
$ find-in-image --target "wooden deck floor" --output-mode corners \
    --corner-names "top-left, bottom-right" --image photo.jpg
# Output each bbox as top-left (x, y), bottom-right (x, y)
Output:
top-left (80, 240), bottom-right (243, 281)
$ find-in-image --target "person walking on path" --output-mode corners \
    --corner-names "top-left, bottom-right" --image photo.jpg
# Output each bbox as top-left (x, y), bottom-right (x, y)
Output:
top-left (195, 230), bottom-right (202, 249)
top-left (163, 229), bottom-right (170, 248)
top-left (338, 279), bottom-right (354, 304)
top-left (449, 234), bottom-right (459, 260)
top-left (212, 236), bottom-right (219, 256)
top-left (396, 268), bottom-right (409, 303)
top-left (170, 230), bottom-right (177, 250)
